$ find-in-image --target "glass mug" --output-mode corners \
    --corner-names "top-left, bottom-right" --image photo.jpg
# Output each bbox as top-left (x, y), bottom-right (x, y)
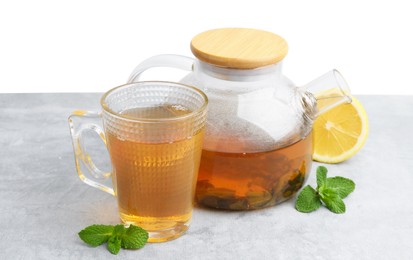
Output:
top-left (68, 81), bottom-right (208, 242)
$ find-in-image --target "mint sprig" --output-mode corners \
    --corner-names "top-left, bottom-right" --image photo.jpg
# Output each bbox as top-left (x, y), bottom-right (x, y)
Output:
top-left (78, 224), bottom-right (148, 255)
top-left (295, 166), bottom-right (355, 214)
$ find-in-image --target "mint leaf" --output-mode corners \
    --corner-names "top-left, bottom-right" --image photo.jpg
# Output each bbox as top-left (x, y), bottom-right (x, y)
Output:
top-left (326, 176), bottom-right (355, 199)
top-left (107, 235), bottom-right (122, 255)
top-left (120, 225), bottom-right (149, 249)
top-left (295, 185), bottom-right (322, 213)
top-left (316, 166), bottom-right (328, 188)
top-left (78, 225), bottom-right (114, 247)
top-left (113, 224), bottom-right (126, 235)
top-left (319, 188), bottom-right (346, 214)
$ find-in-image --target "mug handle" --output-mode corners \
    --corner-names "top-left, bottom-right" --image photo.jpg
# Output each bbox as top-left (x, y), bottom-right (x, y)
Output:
top-left (68, 110), bottom-right (115, 196)
top-left (127, 54), bottom-right (195, 83)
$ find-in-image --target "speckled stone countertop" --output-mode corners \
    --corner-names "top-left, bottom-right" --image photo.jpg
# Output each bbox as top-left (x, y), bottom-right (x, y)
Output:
top-left (1, 94), bottom-right (412, 259)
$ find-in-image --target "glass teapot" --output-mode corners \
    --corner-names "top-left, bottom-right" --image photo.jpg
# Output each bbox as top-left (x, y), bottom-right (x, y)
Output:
top-left (127, 28), bottom-right (351, 210)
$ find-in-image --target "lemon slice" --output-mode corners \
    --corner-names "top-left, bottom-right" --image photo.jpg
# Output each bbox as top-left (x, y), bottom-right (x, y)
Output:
top-left (312, 96), bottom-right (369, 163)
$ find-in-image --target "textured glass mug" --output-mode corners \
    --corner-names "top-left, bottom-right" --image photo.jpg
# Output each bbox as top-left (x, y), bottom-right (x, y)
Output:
top-left (68, 81), bottom-right (208, 242)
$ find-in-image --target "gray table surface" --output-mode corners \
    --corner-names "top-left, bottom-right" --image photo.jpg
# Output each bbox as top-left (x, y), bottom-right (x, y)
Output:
top-left (1, 94), bottom-right (412, 260)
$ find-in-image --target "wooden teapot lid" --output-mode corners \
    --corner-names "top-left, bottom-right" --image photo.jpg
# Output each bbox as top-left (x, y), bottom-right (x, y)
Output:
top-left (190, 28), bottom-right (288, 69)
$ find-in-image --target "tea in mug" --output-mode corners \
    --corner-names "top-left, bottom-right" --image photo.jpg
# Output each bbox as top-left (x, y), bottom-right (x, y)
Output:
top-left (106, 105), bottom-right (204, 240)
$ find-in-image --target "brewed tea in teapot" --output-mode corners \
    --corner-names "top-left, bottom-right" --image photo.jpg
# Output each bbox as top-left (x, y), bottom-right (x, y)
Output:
top-left (128, 28), bottom-right (351, 210)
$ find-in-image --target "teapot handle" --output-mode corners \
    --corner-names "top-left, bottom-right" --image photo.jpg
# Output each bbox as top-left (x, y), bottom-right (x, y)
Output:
top-left (127, 54), bottom-right (195, 83)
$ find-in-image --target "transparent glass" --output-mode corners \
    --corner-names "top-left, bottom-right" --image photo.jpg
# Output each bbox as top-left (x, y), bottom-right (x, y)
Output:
top-left (69, 81), bottom-right (208, 242)
top-left (127, 55), bottom-right (351, 210)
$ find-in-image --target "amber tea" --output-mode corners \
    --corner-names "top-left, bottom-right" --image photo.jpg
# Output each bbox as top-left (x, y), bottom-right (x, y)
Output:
top-left (196, 132), bottom-right (312, 210)
top-left (106, 105), bottom-right (204, 241)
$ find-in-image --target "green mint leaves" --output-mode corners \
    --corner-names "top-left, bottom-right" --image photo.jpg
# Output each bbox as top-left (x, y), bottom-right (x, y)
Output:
top-left (78, 224), bottom-right (148, 255)
top-left (78, 225), bottom-right (114, 247)
top-left (296, 166), bottom-right (355, 214)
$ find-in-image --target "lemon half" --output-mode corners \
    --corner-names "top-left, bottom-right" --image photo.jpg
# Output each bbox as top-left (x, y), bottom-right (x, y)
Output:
top-left (313, 96), bottom-right (369, 163)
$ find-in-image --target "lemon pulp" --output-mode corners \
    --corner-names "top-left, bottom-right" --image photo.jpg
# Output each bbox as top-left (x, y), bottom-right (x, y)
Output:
top-left (313, 96), bottom-right (369, 163)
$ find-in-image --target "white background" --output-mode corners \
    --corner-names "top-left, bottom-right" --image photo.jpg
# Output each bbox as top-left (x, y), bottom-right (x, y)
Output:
top-left (0, 0), bottom-right (412, 94)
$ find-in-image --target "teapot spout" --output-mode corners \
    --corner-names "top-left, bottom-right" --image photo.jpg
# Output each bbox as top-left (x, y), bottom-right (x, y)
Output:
top-left (301, 69), bottom-right (352, 118)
